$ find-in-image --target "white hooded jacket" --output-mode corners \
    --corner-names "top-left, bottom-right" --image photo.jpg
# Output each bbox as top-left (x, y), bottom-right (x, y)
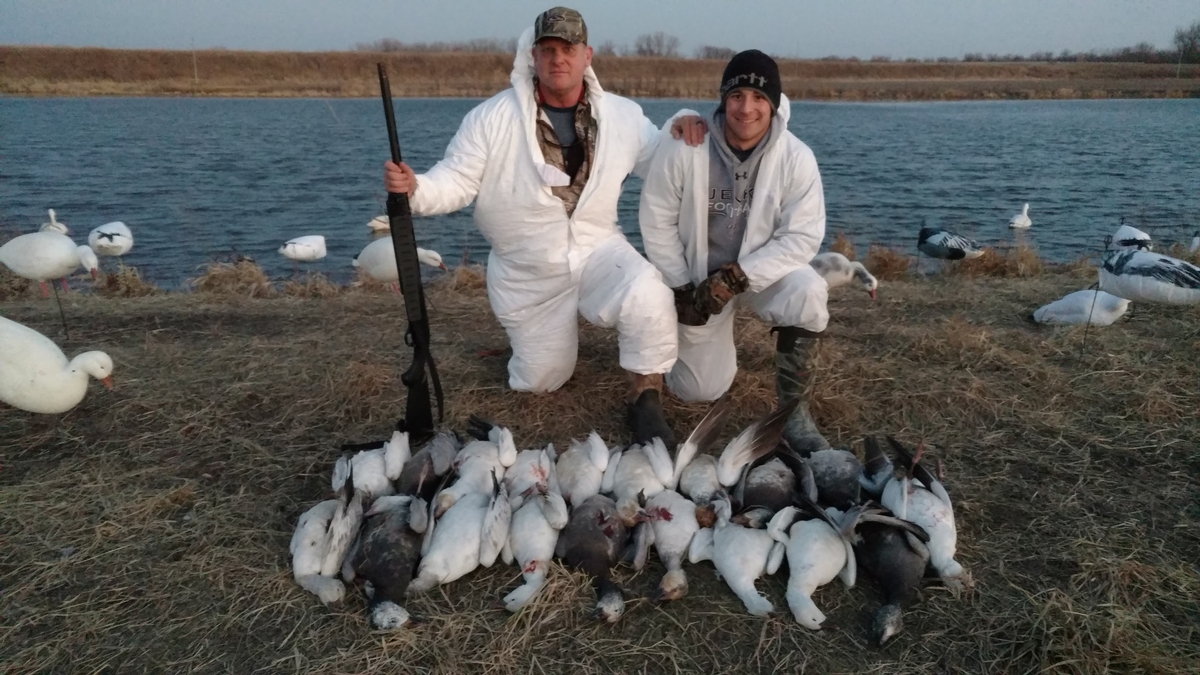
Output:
top-left (411, 27), bottom-right (681, 282)
top-left (638, 96), bottom-right (826, 293)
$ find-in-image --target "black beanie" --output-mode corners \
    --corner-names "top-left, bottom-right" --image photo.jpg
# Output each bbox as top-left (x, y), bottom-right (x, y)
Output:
top-left (718, 49), bottom-right (781, 112)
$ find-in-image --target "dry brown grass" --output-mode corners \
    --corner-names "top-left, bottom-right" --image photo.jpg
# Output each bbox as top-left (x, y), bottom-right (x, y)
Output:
top-left (93, 265), bottom-right (159, 298)
top-left (828, 231), bottom-right (857, 261)
top-left (281, 272), bottom-right (343, 299)
top-left (2, 271), bottom-right (1199, 674)
top-left (865, 244), bottom-right (914, 280)
top-left (189, 258), bottom-right (276, 297)
top-left (951, 244), bottom-right (1046, 278)
top-left (1165, 240), bottom-right (1200, 265)
top-left (3, 46), bottom-right (1198, 99)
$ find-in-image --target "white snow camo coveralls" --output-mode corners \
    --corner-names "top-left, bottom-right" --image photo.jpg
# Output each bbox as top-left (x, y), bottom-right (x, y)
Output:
top-left (639, 95), bottom-right (830, 402)
top-left (409, 28), bottom-right (686, 393)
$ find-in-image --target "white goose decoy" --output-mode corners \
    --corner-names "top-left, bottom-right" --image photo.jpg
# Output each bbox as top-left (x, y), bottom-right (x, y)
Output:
top-left (500, 482), bottom-right (569, 612)
top-left (76, 246), bottom-right (99, 280)
top-left (88, 222), bottom-right (134, 258)
top-left (1111, 222), bottom-right (1152, 251)
top-left (917, 225), bottom-right (983, 260)
top-left (408, 473), bottom-right (511, 594)
top-left (279, 235), bottom-right (327, 262)
top-left (0, 316), bottom-right (113, 414)
top-left (1190, 231), bottom-right (1199, 255)
top-left (1008, 203), bottom-right (1031, 229)
top-left (556, 432), bottom-right (611, 509)
top-left (881, 438), bottom-right (968, 596)
top-left (1099, 249), bottom-right (1200, 305)
top-left (368, 215), bottom-right (390, 233)
top-left (1032, 289), bottom-right (1130, 326)
top-left (0, 231), bottom-right (83, 296)
top-left (810, 252), bottom-right (877, 299)
top-left (40, 209), bottom-right (69, 234)
top-left (688, 497), bottom-right (791, 616)
top-left (290, 499), bottom-right (345, 606)
top-left (353, 238), bottom-right (449, 286)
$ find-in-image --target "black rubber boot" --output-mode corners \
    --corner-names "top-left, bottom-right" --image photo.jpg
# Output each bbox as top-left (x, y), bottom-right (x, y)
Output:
top-left (772, 326), bottom-right (831, 455)
top-left (627, 373), bottom-right (676, 448)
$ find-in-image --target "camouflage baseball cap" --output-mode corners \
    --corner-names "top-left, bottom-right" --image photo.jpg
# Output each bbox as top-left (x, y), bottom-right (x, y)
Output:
top-left (533, 7), bottom-right (587, 45)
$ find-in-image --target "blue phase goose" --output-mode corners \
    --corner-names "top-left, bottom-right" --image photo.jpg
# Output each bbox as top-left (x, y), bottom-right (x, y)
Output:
top-left (349, 494), bottom-right (429, 629)
top-left (1099, 249), bottom-right (1200, 305)
top-left (555, 494), bottom-right (630, 622)
top-left (917, 225), bottom-right (983, 260)
top-left (852, 503), bottom-right (932, 646)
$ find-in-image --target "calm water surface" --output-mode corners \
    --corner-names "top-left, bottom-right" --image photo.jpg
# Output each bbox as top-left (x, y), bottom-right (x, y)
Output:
top-left (2, 97), bottom-right (1197, 287)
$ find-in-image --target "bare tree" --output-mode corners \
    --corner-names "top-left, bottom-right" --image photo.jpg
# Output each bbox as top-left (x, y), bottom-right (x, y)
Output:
top-left (1175, 18), bottom-right (1200, 63)
top-left (634, 32), bottom-right (681, 58)
top-left (596, 40), bottom-right (619, 57)
top-left (694, 45), bottom-right (735, 60)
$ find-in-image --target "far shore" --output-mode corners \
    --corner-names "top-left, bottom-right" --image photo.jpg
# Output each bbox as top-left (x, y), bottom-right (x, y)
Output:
top-left (3, 46), bottom-right (1199, 100)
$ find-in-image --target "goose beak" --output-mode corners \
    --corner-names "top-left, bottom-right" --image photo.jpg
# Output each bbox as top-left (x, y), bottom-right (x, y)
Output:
top-left (90, 269), bottom-right (99, 280)
top-left (869, 288), bottom-right (877, 300)
top-left (101, 375), bottom-right (115, 390)
top-left (439, 263), bottom-right (448, 271)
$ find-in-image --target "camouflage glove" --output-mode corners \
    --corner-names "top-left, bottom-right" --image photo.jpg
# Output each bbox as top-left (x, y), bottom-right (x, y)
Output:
top-left (673, 283), bottom-right (710, 326)
top-left (693, 263), bottom-right (749, 316)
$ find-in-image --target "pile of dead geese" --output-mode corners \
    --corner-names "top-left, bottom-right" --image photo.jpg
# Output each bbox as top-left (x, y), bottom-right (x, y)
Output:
top-left (290, 399), bottom-right (968, 646)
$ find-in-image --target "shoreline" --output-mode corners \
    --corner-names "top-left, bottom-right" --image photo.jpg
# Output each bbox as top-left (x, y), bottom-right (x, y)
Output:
top-left (3, 46), bottom-right (1198, 100)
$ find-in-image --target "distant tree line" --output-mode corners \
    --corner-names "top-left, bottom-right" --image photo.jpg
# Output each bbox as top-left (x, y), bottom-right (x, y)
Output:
top-left (356, 18), bottom-right (1200, 64)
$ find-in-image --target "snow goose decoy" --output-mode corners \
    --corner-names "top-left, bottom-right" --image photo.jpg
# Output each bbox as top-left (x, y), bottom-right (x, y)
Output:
top-left (353, 238), bottom-right (449, 288)
top-left (40, 208), bottom-right (69, 234)
top-left (500, 480), bottom-right (569, 612)
top-left (881, 437), bottom-right (969, 596)
top-left (810, 252), bottom-right (877, 299)
top-left (279, 235), bottom-right (327, 264)
top-left (1111, 221), bottom-right (1152, 251)
top-left (290, 499), bottom-right (345, 606)
top-left (1099, 249), bottom-right (1200, 305)
top-left (851, 505), bottom-right (932, 646)
top-left (88, 221), bottom-right (134, 258)
top-left (76, 246), bottom-right (99, 281)
top-left (917, 225), bottom-right (983, 261)
top-left (688, 496), bottom-right (791, 616)
top-left (409, 471), bottom-right (511, 594)
top-left (0, 316), bottom-right (113, 414)
top-left (349, 494), bottom-right (429, 629)
top-left (1189, 231), bottom-right (1199, 255)
top-left (1008, 203), bottom-right (1031, 230)
top-left (1032, 289), bottom-right (1130, 326)
top-left (0, 230), bottom-right (83, 296)
top-left (555, 493), bottom-right (630, 622)
top-left (556, 432), bottom-right (612, 509)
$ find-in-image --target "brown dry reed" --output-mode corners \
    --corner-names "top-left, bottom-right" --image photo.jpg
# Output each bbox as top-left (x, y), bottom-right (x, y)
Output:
top-left (865, 244), bottom-right (914, 280)
top-left (3, 45), bottom-right (1198, 99)
top-left (951, 244), bottom-right (1045, 278)
top-left (829, 231), bottom-right (857, 261)
top-left (94, 265), bottom-right (159, 297)
top-left (189, 258), bottom-right (276, 297)
top-left (2, 264), bottom-right (1199, 674)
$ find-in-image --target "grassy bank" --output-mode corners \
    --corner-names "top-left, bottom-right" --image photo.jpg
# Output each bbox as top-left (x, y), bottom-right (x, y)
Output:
top-left (3, 46), bottom-right (1199, 99)
top-left (2, 256), bottom-right (1199, 674)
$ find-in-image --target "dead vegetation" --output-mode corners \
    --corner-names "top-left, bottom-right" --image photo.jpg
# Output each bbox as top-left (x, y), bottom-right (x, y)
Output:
top-left (950, 244), bottom-right (1045, 278)
top-left (189, 258), bottom-right (276, 298)
top-left (93, 265), bottom-right (159, 297)
top-left (828, 231), bottom-right (857, 261)
top-left (865, 244), bottom-right (914, 280)
top-left (3, 46), bottom-right (1197, 99)
top-left (2, 270), bottom-right (1199, 674)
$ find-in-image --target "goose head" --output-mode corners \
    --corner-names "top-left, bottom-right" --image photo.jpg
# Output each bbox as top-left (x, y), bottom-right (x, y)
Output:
top-left (417, 248), bottom-right (449, 271)
top-left (73, 351), bottom-right (115, 389)
top-left (654, 569), bottom-right (688, 603)
top-left (872, 603), bottom-right (903, 646)
top-left (369, 600), bottom-right (412, 630)
top-left (851, 263), bottom-right (878, 299)
top-left (76, 245), bottom-right (99, 280)
top-left (592, 586), bottom-right (625, 623)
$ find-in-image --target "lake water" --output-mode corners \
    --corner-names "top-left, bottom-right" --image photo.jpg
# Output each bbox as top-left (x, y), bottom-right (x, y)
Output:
top-left (2, 96), bottom-right (1198, 288)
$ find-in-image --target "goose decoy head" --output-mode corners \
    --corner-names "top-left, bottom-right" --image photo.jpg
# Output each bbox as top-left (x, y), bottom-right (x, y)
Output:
top-left (872, 603), bottom-right (903, 646)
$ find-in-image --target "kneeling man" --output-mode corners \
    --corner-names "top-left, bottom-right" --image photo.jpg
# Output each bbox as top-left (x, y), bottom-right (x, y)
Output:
top-left (639, 50), bottom-right (832, 452)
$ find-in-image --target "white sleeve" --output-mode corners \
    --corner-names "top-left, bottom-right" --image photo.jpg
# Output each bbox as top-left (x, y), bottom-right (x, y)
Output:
top-left (638, 137), bottom-right (693, 289)
top-left (409, 104), bottom-right (489, 216)
top-left (633, 108), bottom-right (700, 179)
top-left (738, 145), bottom-right (825, 292)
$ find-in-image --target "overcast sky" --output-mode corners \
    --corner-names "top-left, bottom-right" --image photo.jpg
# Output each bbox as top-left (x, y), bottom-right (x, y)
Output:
top-left (2, 0), bottom-right (1196, 59)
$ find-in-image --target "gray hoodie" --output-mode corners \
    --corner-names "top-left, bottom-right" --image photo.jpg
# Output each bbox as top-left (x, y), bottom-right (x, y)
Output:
top-left (705, 112), bottom-right (784, 274)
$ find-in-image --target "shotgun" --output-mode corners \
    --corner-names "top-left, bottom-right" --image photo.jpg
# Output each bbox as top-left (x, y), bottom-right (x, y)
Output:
top-left (378, 62), bottom-right (443, 444)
